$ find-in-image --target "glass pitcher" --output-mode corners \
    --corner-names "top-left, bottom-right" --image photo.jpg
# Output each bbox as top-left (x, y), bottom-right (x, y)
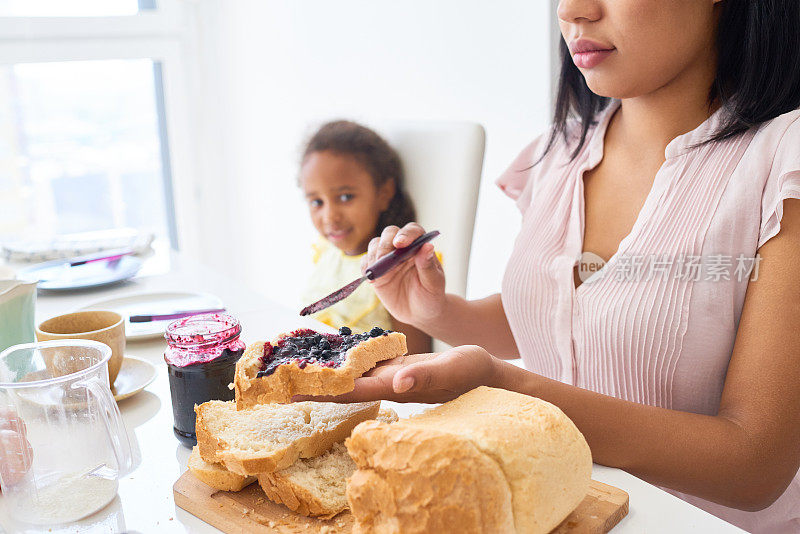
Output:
top-left (0, 340), bottom-right (133, 525)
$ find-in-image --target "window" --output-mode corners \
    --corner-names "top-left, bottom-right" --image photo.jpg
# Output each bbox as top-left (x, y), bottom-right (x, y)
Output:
top-left (0, 0), bottom-right (146, 18)
top-left (0, 59), bottom-right (171, 245)
top-left (0, 1), bottom-right (189, 254)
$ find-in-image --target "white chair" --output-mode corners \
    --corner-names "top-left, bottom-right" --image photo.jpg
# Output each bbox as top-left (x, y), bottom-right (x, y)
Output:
top-left (375, 120), bottom-right (486, 351)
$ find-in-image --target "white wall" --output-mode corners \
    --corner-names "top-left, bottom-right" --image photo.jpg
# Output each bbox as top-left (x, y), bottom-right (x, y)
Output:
top-left (187, 0), bottom-right (554, 308)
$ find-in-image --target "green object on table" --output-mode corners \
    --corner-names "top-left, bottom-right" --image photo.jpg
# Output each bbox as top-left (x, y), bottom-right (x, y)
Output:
top-left (0, 280), bottom-right (37, 380)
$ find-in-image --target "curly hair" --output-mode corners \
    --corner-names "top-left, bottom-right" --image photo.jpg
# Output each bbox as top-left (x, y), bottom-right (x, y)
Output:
top-left (301, 120), bottom-right (416, 235)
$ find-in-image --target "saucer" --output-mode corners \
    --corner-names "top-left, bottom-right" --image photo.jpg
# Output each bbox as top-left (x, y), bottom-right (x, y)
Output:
top-left (112, 356), bottom-right (157, 402)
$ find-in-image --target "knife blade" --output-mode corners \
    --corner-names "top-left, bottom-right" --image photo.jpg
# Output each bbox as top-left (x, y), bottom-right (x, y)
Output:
top-left (299, 230), bottom-right (440, 317)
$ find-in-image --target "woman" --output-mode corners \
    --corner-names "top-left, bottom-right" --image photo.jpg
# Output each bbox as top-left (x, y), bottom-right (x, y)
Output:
top-left (302, 1), bottom-right (800, 531)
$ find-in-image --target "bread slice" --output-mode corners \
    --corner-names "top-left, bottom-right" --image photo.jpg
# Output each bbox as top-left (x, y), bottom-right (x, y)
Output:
top-left (234, 328), bottom-right (407, 408)
top-left (195, 399), bottom-right (380, 476)
top-left (187, 446), bottom-right (256, 491)
top-left (257, 442), bottom-right (353, 519)
top-left (345, 386), bottom-right (592, 534)
top-left (257, 407), bottom-right (398, 518)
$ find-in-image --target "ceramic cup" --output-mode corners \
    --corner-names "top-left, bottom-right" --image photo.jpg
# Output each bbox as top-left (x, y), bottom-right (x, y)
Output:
top-left (36, 311), bottom-right (125, 385)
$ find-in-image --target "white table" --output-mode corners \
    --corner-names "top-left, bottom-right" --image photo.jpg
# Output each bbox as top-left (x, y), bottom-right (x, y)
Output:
top-left (0, 253), bottom-right (745, 533)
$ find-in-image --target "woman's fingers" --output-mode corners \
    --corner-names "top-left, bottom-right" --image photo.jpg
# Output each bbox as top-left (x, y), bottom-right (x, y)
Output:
top-left (0, 428), bottom-right (33, 487)
top-left (292, 348), bottom-right (494, 405)
top-left (412, 243), bottom-right (444, 292)
top-left (393, 223), bottom-right (427, 248)
top-left (376, 225), bottom-right (401, 258)
top-left (293, 374), bottom-right (396, 403)
top-left (364, 226), bottom-right (401, 270)
top-left (363, 237), bottom-right (380, 272)
top-left (0, 408), bottom-right (26, 436)
top-left (291, 354), bottom-right (438, 403)
top-left (392, 347), bottom-right (482, 395)
top-left (369, 223), bottom-right (428, 265)
top-left (366, 223), bottom-right (435, 282)
top-left (0, 409), bottom-right (32, 488)
top-left (364, 353), bottom-right (437, 373)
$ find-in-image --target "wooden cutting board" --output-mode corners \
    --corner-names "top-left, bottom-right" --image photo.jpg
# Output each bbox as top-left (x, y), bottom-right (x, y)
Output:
top-left (174, 471), bottom-right (629, 533)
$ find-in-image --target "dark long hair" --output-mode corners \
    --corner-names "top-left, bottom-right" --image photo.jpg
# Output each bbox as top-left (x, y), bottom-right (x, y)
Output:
top-left (301, 120), bottom-right (416, 234)
top-left (545, 0), bottom-right (800, 161)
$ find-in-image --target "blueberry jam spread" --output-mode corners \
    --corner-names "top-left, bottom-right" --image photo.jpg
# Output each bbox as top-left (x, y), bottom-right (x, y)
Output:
top-left (257, 326), bottom-right (391, 377)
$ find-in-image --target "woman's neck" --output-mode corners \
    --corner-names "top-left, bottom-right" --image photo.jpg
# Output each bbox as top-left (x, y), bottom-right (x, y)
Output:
top-left (614, 47), bottom-right (718, 155)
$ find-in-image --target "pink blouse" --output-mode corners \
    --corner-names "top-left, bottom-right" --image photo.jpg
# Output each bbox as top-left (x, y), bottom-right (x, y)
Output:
top-left (498, 100), bottom-right (800, 533)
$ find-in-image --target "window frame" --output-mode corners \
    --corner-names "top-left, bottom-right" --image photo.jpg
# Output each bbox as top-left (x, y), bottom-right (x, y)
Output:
top-left (0, 0), bottom-right (196, 251)
top-left (0, 1), bottom-right (185, 40)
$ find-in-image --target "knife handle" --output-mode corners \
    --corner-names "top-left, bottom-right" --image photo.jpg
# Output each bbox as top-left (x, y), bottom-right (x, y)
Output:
top-left (365, 230), bottom-right (440, 280)
top-left (68, 248), bottom-right (134, 267)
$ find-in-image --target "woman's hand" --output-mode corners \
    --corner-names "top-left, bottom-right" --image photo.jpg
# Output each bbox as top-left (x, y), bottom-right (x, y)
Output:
top-left (0, 407), bottom-right (33, 490)
top-left (363, 223), bottom-right (446, 327)
top-left (295, 345), bottom-right (502, 404)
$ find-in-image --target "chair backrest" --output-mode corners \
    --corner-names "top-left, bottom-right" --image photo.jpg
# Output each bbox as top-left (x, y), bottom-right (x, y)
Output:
top-left (374, 120), bottom-right (486, 299)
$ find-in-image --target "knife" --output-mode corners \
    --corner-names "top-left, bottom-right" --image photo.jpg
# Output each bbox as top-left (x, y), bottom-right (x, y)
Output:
top-left (128, 308), bottom-right (227, 323)
top-left (300, 230), bottom-right (440, 316)
top-left (67, 249), bottom-right (134, 267)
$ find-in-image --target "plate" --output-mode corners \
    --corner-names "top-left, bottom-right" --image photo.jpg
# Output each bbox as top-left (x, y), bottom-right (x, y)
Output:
top-left (80, 291), bottom-right (225, 340)
top-left (112, 356), bottom-right (157, 402)
top-left (17, 256), bottom-right (143, 291)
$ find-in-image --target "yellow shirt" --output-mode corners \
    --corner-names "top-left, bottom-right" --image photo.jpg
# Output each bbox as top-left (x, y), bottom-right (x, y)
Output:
top-left (302, 239), bottom-right (392, 333)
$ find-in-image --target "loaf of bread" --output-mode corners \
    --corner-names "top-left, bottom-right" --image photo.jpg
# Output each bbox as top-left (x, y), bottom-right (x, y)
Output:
top-left (345, 386), bottom-right (592, 534)
top-left (234, 328), bottom-right (407, 408)
top-left (195, 399), bottom-right (380, 476)
top-left (187, 446), bottom-right (256, 491)
top-left (257, 407), bottom-right (399, 518)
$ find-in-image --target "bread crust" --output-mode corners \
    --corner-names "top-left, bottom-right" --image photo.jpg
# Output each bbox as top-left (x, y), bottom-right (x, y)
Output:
top-left (258, 471), bottom-right (330, 518)
top-left (234, 331), bottom-right (407, 408)
top-left (345, 387), bottom-right (592, 534)
top-left (346, 422), bottom-right (516, 534)
top-left (257, 463), bottom-right (347, 519)
top-left (195, 400), bottom-right (380, 476)
top-left (187, 446), bottom-right (256, 492)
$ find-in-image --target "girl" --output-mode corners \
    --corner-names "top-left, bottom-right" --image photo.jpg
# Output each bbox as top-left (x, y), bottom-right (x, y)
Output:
top-left (298, 120), bottom-right (432, 354)
top-left (300, 1), bottom-right (800, 532)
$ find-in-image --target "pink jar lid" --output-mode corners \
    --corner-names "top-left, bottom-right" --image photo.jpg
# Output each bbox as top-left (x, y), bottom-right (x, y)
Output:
top-left (164, 313), bottom-right (245, 367)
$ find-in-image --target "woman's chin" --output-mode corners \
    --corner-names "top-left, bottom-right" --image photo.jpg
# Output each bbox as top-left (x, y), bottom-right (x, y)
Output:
top-left (579, 65), bottom-right (638, 99)
top-left (583, 69), bottom-right (677, 101)
top-left (582, 75), bottom-right (629, 99)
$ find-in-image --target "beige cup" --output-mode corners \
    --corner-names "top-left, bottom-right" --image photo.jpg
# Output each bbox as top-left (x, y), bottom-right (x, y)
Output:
top-left (36, 311), bottom-right (125, 386)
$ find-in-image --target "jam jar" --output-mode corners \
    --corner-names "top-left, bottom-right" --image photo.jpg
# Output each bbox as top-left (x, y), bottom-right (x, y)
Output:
top-left (164, 313), bottom-right (246, 447)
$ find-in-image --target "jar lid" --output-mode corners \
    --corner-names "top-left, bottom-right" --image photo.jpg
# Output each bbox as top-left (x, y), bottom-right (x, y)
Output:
top-left (165, 313), bottom-right (241, 349)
